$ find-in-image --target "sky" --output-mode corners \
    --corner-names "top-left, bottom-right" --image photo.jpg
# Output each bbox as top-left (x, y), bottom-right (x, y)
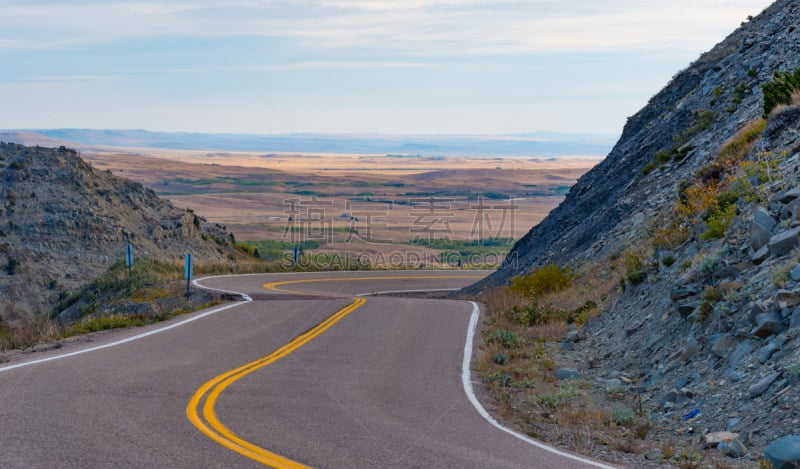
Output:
top-left (0, 0), bottom-right (776, 136)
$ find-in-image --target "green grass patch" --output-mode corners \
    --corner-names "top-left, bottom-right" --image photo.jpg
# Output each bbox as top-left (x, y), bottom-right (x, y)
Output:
top-left (64, 314), bottom-right (146, 335)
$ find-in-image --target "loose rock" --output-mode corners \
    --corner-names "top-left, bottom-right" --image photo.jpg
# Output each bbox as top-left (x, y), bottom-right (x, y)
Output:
top-left (555, 368), bottom-right (581, 380)
top-left (764, 435), bottom-right (800, 469)
top-left (748, 372), bottom-right (781, 398)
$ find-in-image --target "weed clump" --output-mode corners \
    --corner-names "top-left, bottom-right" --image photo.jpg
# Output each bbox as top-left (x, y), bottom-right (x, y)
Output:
top-left (509, 264), bottom-right (572, 300)
top-left (485, 329), bottom-right (522, 348)
top-left (763, 68), bottom-right (800, 116)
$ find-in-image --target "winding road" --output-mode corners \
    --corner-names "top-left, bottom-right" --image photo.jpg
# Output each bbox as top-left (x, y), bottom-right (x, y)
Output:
top-left (0, 271), bottom-right (615, 468)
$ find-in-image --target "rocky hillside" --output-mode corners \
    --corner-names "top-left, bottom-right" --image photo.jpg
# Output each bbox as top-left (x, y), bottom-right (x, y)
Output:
top-left (0, 143), bottom-right (237, 324)
top-left (478, 0), bottom-right (799, 289)
top-left (473, 0), bottom-right (800, 465)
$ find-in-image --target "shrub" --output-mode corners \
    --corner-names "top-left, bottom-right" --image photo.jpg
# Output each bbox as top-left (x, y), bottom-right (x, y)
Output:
top-left (700, 204), bottom-right (737, 240)
top-left (641, 162), bottom-right (656, 175)
top-left (694, 109), bottom-right (715, 131)
top-left (770, 263), bottom-right (793, 287)
top-left (492, 353), bottom-right (509, 365)
top-left (486, 329), bottom-right (522, 348)
top-left (787, 361), bottom-right (800, 378)
top-left (652, 221), bottom-right (691, 250)
top-left (623, 251), bottom-right (646, 284)
top-left (570, 300), bottom-right (598, 325)
top-left (509, 264), bottom-right (572, 299)
top-left (701, 286), bottom-right (721, 302)
top-left (697, 254), bottom-right (718, 277)
top-left (514, 301), bottom-right (584, 327)
top-left (763, 68), bottom-right (800, 116)
top-left (654, 151), bottom-right (672, 164)
top-left (677, 182), bottom-right (719, 219)
top-left (483, 372), bottom-right (513, 387)
top-left (612, 407), bottom-right (637, 426)
top-left (535, 381), bottom-right (584, 409)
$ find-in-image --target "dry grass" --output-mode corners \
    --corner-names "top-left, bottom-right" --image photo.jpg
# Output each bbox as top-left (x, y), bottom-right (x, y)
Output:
top-left (716, 118), bottom-right (767, 166)
top-left (524, 321), bottom-right (570, 343)
top-left (541, 256), bottom-right (623, 314)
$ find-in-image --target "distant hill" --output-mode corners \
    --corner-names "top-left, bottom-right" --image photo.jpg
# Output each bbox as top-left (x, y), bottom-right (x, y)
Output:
top-left (0, 129), bottom-right (616, 158)
top-left (0, 143), bottom-right (237, 324)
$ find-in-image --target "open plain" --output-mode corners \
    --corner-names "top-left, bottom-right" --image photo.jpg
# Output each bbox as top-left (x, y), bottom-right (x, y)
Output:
top-left (81, 149), bottom-right (600, 267)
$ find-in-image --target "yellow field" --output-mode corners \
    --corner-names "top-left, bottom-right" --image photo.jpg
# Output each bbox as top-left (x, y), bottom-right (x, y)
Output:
top-left (83, 149), bottom-right (600, 267)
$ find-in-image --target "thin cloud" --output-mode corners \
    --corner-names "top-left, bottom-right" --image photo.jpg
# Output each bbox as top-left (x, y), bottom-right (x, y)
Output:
top-left (0, 0), bottom-right (773, 55)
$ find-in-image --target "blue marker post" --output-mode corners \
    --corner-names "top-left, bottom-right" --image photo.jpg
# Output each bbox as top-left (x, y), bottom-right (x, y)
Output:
top-left (125, 244), bottom-right (134, 284)
top-left (185, 253), bottom-right (193, 298)
top-left (293, 245), bottom-right (299, 265)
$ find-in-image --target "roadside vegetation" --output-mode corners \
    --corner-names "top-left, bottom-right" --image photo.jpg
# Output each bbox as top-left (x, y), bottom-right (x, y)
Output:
top-left (474, 261), bottom-right (665, 457)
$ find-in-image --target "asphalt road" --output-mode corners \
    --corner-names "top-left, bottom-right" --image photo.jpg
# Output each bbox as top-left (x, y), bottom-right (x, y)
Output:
top-left (0, 271), bottom-right (616, 468)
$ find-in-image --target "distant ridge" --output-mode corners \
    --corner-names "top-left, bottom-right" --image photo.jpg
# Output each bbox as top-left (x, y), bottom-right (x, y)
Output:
top-left (0, 129), bottom-right (616, 157)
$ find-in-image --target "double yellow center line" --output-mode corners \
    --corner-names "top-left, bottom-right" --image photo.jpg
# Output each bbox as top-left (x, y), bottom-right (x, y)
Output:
top-left (186, 275), bottom-right (480, 468)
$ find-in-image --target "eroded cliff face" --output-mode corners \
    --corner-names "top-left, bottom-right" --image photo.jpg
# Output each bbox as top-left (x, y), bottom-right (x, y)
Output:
top-left (0, 143), bottom-right (236, 320)
top-left (478, 0), bottom-right (799, 289)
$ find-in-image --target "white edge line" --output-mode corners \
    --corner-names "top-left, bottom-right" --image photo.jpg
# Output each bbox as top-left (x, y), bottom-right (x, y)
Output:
top-left (462, 301), bottom-right (619, 469)
top-left (0, 271), bottom-right (473, 373)
top-left (0, 276), bottom-right (252, 373)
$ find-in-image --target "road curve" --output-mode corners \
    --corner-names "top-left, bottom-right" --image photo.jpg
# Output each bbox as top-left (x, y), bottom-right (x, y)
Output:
top-left (0, 270), bottom-right (615, 468)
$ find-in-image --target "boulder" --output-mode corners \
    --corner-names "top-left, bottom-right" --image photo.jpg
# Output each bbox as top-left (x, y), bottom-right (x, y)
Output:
top-left (764, 435), bottom-right (800, 469)
top-left (759, 341), bottom-right (780, 364)
top-left (749, 372), bottom-right (781, 398)
top-left (779, 188), bottom-right (800, 204)
top-left (703, 431), bottom-right (739, 448)
top-left (755, 206), bottom-right (778, 231)
top-left (670, 284), bottom-right (699, 302)
top-left (768, 227), bottom-right (800, 257)
top-left (752, 246), bottom-right (770, 265)
top-left (719, 437), bottom-right (747, 458)
top-left (782, 199), bottom-right (800, 220)
top-left (751, 311), bottom-right (786, 338)
top-left (748, 302), bottom-right (767, 325)
top-left (751, 220), bottom-right (773, 251)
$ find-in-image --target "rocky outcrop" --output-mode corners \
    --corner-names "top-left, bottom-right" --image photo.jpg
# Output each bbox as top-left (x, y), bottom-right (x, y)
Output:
top-left (0, 143), bottom-right (237, 321)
